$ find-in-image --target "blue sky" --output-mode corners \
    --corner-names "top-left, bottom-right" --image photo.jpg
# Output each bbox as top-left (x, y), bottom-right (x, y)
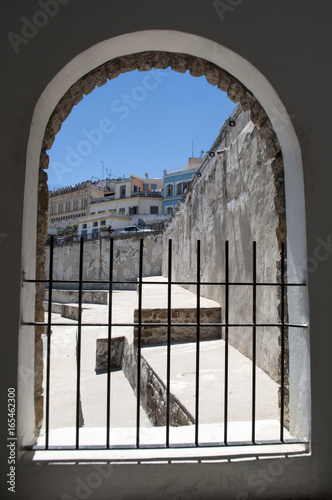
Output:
top-left (47, 68), bottom-right (236, 190)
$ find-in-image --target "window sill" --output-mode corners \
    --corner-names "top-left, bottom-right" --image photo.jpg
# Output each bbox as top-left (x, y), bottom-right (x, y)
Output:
top-left (21, 442), bottom-right (309, 465)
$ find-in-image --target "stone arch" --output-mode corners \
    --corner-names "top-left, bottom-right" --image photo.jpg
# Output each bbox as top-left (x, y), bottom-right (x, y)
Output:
top-left (21, 31), bottom-right (309, 445)
top-left (39, 51), bottom-right (285, 251)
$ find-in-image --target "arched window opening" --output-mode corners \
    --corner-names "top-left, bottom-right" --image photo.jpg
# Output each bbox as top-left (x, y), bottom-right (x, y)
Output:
top-left (20, 39), bottom-right (310, 460)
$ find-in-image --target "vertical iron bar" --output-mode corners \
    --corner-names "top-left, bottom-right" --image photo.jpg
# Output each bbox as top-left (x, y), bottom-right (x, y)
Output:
top-left (224, 240), bottom-right (229, 445)
top-left (252, 241), bottom-right (257, 444)
top-left (45, 235), bottom-right (54, 450)
top-left (75, 237), bottom-right (84, 449)
top-left (195, 240), bottom-right (201, 446)
top-left (106, 238), bottom-right (114, 448)
top-left (166, 239), bottom-right (172, 447)
top-left (280, 242), bottom-right (285, 442)
top-left (136, 238), bottom-right (144, 448)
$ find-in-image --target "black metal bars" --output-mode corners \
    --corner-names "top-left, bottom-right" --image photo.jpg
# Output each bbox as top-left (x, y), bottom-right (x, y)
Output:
top-left (166, 239), bottom-right (172, 447)
top-left (252, 242), bottom-right (257, 444)
top-left (106, 238), bottom-right (114, 448)
top-left (45, 235), bottom-right (54, 450)
top-left (224, 240), bottom-right (229, 445)
top-left (136, 238), bottom-right (144, 448)
top-left (280, 242), bottom-right (286, 442)
top-left (75, 237), bottom-right (84, 449)
top-left (30, 236), bottom-right (307, 452)
top-left (195, 240), bottom-right (201, 446)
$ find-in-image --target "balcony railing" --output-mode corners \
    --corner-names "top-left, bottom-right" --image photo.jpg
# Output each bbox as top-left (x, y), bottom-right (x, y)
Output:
top-left (90, 191), bottom-right (162, 204)
top-left (131, 191), bottom-right (162, 198)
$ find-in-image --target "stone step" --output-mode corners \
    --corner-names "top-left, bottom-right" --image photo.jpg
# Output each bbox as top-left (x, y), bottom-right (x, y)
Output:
top-left (45, 289), bottom-right (108, 305)
top-left (60, 304), bottom-right (88, 321)
top-left (43, 301), bottom-right (62, 314)
top-left (133, 307), bottom-right (222, 345)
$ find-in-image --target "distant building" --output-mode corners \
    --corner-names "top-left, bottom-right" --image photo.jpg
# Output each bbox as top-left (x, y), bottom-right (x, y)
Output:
top-left (48, 180), bottom-right (108, 235)
top-left (77, 174), bottom-right (164, 238)
top-left (162, 158), bottom-right (202, 215)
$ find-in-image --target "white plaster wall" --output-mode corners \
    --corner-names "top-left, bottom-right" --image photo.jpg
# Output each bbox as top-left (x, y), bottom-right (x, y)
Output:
top-left (139, 197), bottom-right (162, 215)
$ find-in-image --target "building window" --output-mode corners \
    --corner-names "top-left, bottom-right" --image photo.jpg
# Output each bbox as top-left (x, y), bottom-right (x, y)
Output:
top-left (119, 208), bottom-right (125, 214)
top-left (166, 184), bottom-right (173, 197)
top-left (93, 222), bottom-right (98, 227)
top-left (166, 207), bottom-right (173, 215)
top-left (151, 184), bottom-right (157, 191)
top-left (120, 186), bottom-right (126, 199)
top-left (82, 224), bottom-right (87, 229)
top-left (143, 183), bottom-right (149, 191)
top-left (129, 206), bottom-right (138, 215)
top-left (150, 206), bottom-right (159, 215)
top-left (176, 181), bottom-right (189, 196)
top-left (101, 220), bottom-right (106, 226)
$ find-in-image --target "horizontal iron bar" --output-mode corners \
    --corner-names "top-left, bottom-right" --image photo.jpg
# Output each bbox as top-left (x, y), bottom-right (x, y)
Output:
top-left (23, 279), bottom-right (306, 287)
top-left (23, 321), bottom-right (308, 328)
top-left (24, 438), bottom-right (307, 452)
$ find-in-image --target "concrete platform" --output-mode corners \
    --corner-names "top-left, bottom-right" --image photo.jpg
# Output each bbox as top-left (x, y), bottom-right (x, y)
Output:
top-left (40, 307), bottom-right (151, 449)
top-left (142, 339), bottom-right (281, 442)
top-left (40, 286), bottom-right (291, 448)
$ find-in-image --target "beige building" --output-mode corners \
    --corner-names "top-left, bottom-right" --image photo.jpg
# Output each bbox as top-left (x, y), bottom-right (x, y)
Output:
top-left (48, 180), bottom-right (107, 234)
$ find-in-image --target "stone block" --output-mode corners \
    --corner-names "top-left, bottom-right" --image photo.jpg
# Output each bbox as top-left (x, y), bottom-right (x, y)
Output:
top-left (61, 304), bottom-right (85, 321)
top-left (95, 336), bottom-right (124, 372)
top-left (250, 100), bottom-right (268, 128)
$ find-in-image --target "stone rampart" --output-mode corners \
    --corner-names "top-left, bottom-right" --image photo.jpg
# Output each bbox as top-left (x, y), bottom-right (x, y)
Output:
top-left (45, 232), bottom-right (163, 288)
top-left (163, 107), bottom-right (284, 384)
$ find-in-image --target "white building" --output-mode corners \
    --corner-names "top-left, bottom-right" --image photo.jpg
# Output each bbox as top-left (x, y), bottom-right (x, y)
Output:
top-left (78, 174), bottom-right (164, 237)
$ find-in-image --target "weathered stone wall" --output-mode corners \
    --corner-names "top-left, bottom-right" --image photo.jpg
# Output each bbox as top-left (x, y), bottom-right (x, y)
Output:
top-left (45, 232), bottom-right (163, 286)
top-left (133, 307), bottom-right (222, 346)
top-left (96, 335), bottom-right (195, 426)
top-left (163, 106), bottom-right (284, 384)
top-left (122, 337), bottom-right (195, 426)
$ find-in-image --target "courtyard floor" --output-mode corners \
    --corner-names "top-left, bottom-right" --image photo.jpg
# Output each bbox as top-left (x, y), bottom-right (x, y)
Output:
top-left (39, 280), bottom-right (291, 448)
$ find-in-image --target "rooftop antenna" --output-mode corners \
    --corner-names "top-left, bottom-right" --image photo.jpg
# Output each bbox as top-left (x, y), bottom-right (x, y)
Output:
top-left (192, 139), bottom-right (194, 158)
top-left (100, 161), bottom-right (104, 183)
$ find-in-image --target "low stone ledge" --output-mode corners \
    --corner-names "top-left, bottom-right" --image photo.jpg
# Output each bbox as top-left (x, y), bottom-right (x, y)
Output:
top-left (122, 338), bottom-right (195, 427)
top-left (61, 304), bottom-right (86, 321)
top-left (95, 334), bottom-right (195, 426)
top-left (45, 289), bottom-right (108, 304)
top-left (133, 307), bottom-right (222, 346)
top-left (43, 301), bottom-right (62, 314)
